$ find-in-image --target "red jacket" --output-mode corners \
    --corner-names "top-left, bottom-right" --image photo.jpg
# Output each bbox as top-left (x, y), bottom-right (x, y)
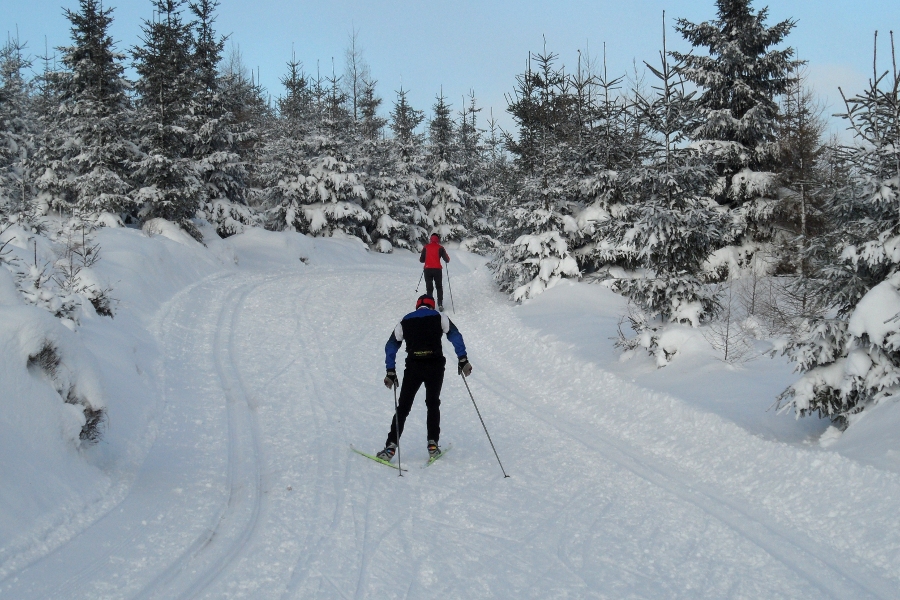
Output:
top-left (420, 241), bottom-right (450, 269)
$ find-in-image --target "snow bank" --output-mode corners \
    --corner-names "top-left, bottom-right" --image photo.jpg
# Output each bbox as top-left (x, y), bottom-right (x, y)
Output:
top-left (0, 303), bottom-right (108, 558)
top-left (515, 278), bottom-right (825, 443)
top-left (0, 220), bottom-right (335, 574)
top-left (829, 396), bottom-right (900, 472)
top-left (215, 227), bottom-right (313, 270)
top-left (0, 222), bottom-right (226, 571)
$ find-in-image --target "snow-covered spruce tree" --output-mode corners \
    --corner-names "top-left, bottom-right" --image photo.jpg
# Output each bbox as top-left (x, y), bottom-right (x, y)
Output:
top-left (214, 42), bottom-right (269, 232)
top-left (672, 0), bottom-right (797, 251)
top-left (604, 19), bottom-right (726, 364)
top-left (567, 46), bottom-right (638, 273)
top-left (28, 0), bottom-right (135, 218)
top-left (0, 35), bottom-right (34, 214)
top-left (365, 86), bottom-right (429, 251)
top-left (27, 50), bottom-right (72, 214)
top-left (188, 0), bottom-right (258, 237)
top-left (258, 55), bottom-right (311, 229)
top-left (131, 0), bottom-right (203, 238)
top-left (267, 66), bottom-right (369, 238)
top-left (491, 48), bottom-right (580, 301)
top-left (745, 65), bottom-right (833, 329)
top-left (467, 108), bottom-right (512, 255)
top-left (355, 79), bottom-right (414, 253)
top-left (358, 78), bottom-right (387, 142)
top-left (421, 91), bottom-right (469, 241)
top-left (776, 36), bottom-right (900, 427)
top-left (454, 91), bottom-right (498, 252)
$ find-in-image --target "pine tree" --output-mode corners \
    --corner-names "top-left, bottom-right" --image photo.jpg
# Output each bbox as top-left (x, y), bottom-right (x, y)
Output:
top-left (188, 0), bottom-right (258, 237)
top-left (258, 55), bottom-right (308, 229)
top-left (777, 34), bottom-right (900, 425)
top-left (421, 91), bottom-right (468, 241)
top-left (264, 57), bottom-right (369, 237)
top-left (456, 91), bottom-right (482, 185)
top-left (29, 0), bottom-right (134, 217)
top-left (454, 91), bottom-right (496, 250)
top-left (491, 47), bottom-right (580, 301)
top-left (389, 87), bottom-right (425, 157)
top-left (219, 44), bottom-right (269, 186)
top-left (276, 54), bottom-right (314, 130)
top-left (604, 17), bottom-right (726, 348)
top-left (352, 78), bottom-right (412, 252)
top-left (568, 45), bottom-right (637, 273)
top-left (131, 0), bottom-right (202, 237)
top-left (358, 77), bottom-right (386, 141)
top-left (343, 28), bottom-right (371, 123)
top-left (0, 35), bottom-right (34, 214)
top-left (776, 64), bottom-right (827, 278)
top-left (366, 88), bottom-right (428, 251)
top-left (466, 108), bottom-right (509, 254)
top-left (672, 0), bottom-right (797, 245)
top-left (428, 91), bottom-right (454, 163)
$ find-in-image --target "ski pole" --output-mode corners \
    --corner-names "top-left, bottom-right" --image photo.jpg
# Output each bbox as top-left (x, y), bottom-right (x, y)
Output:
top-left (415, 270), bottom-right (423, 293)
top-left (461, 372), bottom-right (509, 478)
top-left (392, 382), bottom-right (403, 477)
top-left (445, 261), bottom-right (456, 314)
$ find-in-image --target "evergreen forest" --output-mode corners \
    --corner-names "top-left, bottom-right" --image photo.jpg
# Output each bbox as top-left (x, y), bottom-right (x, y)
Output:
top-left (3, 0), bottom-right (900, 429)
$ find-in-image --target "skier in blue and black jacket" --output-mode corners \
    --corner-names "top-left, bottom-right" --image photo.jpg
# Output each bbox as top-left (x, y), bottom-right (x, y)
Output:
top-left (377, 294), bottom-right (472, 461)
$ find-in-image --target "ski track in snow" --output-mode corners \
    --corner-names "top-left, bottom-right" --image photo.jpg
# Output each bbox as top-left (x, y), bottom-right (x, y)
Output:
top-left (3, 245), bottom-right (900, 598)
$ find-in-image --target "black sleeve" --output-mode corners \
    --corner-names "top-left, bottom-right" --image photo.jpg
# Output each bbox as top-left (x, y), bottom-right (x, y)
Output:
top-left (419, 248), bottom-right (426, 263)
top-left (441, 247), bottom-right (450, 263)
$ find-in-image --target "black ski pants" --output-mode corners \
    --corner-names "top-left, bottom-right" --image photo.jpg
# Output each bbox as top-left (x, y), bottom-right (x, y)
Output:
top-left (424, 268), bottom-right (443, 306)
top-left (386, 359), bottom-right (445, 446)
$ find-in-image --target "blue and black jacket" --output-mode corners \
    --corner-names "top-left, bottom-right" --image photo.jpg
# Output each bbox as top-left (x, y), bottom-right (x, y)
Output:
top-left (385, 307), bottom-right (467, 369)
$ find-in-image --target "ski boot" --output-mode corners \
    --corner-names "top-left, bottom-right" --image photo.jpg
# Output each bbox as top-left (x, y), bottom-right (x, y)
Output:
top-left (427, 440), bottom-right (441, 458)
top-left (376, 442), bottom-right (397, 462)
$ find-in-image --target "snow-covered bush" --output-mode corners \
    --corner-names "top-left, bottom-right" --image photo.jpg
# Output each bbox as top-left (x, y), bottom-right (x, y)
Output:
top-left (199, 198), bottom-right (262, 238)
top-left (1, 218), bottom-right (114, 323)
top-left (492, 229), bottom-right (580, 302)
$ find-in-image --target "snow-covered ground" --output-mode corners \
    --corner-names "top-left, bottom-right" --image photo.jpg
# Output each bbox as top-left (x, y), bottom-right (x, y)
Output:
top-left (2, 225), bottom-right (900, 598)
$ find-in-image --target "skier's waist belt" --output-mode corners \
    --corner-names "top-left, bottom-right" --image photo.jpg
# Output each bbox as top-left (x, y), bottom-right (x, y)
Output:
top-left (407, 350), bottom-right (445, 363)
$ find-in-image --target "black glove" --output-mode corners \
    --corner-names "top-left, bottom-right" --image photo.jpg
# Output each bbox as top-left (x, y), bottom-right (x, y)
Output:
top-left (458, 356), bottom-right (472, 377)
top-left (384, 369), bottom-right (399, 389)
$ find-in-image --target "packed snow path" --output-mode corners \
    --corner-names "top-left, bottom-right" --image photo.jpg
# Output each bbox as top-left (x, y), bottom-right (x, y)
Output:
top-left (3, 241), bottom-right (900, 598)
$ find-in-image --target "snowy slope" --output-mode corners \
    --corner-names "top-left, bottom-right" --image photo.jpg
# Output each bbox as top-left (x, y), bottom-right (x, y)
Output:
top-left (2, 227), bottom-right (900, 598)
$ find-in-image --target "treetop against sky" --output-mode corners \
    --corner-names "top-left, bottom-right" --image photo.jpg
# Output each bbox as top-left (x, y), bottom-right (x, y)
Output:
top-left (6, 0), bottom-right (896, 134)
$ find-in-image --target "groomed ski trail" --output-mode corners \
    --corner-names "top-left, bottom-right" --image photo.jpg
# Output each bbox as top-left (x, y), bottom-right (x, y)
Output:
top-left (0, 272), bottom-right (271, 599)
top-left (3, 240), bottom-right (900, 598)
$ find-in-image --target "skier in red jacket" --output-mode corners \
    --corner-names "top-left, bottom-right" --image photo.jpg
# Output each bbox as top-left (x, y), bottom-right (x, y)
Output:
top-left (420, 233), bottom-right (450, 311)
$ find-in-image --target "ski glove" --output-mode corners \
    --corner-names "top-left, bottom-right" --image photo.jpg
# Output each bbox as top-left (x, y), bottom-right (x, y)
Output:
top-left (458, 356), bottom-right (473, 377)
top-left (384, 369), bottom-right (399, 389)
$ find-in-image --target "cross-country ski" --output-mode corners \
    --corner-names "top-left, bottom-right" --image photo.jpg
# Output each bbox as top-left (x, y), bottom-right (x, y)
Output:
top-left (350, 445), bottom-right (409, 472)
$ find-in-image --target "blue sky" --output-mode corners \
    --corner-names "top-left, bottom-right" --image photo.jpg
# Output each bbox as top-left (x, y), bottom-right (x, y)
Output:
top-left (4, 0), bottom-right (897, 136)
